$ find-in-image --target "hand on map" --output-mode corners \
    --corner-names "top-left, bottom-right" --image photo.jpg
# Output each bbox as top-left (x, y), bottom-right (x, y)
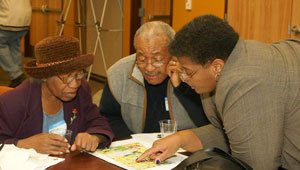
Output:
top-left (16, 132), bottom-right (70, 155)
top-left (71, 132), bottom-right (100, 152)
top-left (136, 133), bottom-right (182, 164)
top-left (91, 134), bottom-right (188, 169)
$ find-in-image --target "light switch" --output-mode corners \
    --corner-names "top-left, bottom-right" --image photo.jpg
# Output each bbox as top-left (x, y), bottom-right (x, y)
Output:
top-left (185, 0), bottom-right (192, 10)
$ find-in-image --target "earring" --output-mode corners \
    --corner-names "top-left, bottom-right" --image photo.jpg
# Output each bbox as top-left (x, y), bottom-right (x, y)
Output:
top-left (215, 72), bottom-right (220, 82)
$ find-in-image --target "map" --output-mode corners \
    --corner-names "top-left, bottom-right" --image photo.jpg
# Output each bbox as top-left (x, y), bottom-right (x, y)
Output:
top-left (90, 134), bottom-right (187, 170)
top-left (95, 143), bottom-right (172, 170)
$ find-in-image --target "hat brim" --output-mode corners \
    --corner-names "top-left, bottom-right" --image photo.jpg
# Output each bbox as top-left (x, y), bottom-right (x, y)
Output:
top-left (23, 54), bottom-right (94, 79)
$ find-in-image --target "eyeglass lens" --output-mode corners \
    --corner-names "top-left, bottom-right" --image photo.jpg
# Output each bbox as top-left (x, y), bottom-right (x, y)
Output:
top-left (60, 71), bottom-right (86, 84)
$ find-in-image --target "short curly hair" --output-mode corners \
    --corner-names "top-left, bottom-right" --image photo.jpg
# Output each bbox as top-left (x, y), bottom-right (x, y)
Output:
top-left (134, 21), bottom-right (175, 49)
top-left (169, 15), bottom-right (239, 65)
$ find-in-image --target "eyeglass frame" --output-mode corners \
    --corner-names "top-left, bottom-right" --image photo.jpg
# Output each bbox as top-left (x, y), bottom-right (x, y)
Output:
top-left (135, 59), bottom-right (166, 68)
top-left (179, 67), bottom-right (201, 82)
top-left (57, 70), bottom-right (87, 84)
top-left (135, 54), bottom-right (167, 68)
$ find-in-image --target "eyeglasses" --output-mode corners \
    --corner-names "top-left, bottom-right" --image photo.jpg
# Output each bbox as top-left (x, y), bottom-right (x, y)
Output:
top-left (136, 60), bottom-right (165, 68)
top-left (57, 71), bottom-right (87, 84)
top-left (179, 68), bottom-right (200, 82)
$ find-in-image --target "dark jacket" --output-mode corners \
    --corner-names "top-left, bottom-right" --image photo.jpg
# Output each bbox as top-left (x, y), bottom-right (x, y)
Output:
top-left (100, 55), bottom-right (209, 139)
top-left (0, 79), bottom-right (114, 147)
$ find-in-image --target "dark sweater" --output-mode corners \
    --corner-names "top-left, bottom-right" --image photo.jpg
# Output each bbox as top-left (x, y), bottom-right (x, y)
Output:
top-left (99, 78), bottom-right (209, 139)
top-left (0, 79), bottom-right (114, 146)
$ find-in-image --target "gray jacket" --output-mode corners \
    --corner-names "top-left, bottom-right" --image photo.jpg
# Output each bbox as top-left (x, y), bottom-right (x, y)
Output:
top-left (107, 54), bottom-right (198, 133)
top-left (193, 39), bottom-right (300, 170)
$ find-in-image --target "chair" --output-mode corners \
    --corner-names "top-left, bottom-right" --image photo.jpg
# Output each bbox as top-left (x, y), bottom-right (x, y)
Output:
top-left (0, 86), bottom-right (13, 95)
top-left (92, 89), bottom-right (103, 107)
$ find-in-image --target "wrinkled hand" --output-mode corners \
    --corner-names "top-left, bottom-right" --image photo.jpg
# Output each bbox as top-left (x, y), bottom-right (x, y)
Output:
top-left (71, 132), bottom-right (100, 152)
top-left (17, 133), bottom-right (70, 155)
top-left (167, 57), bottom-right (182, 87)
top-left (136, 133), bottom-right (182, 164)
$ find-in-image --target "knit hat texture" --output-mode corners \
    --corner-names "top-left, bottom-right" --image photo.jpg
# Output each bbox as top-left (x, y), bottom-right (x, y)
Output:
top-left (23, 36), bottom-right (94, 79)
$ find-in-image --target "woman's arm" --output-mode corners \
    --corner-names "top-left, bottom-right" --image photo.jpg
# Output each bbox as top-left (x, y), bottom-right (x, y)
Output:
top-left (137, 129), bottom-right (202, 163)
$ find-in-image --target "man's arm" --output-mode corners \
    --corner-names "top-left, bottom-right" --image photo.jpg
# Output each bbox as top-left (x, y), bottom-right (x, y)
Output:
top-left (99, 83), bottom-right (133, 139)
top-left (167, 58), bottom-right (209, 127)
top-left (174, 82), bottom-right (209, 126)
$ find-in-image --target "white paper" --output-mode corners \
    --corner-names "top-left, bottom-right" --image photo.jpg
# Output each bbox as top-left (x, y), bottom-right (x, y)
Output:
top-left (131, 133), bottom-right (186, 152)
top-left (0, 144), bottom-right (64, 170)
top-left (89, 133), bottom-right (187, 170)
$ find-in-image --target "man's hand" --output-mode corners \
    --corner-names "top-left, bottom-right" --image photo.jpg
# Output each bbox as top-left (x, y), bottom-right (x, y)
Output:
top-left (17, 133), bottom-right (70, 155)
top-left (70, 132), bottom-right (101, 152)
top-left (167, 57), bottom-right (182, 87)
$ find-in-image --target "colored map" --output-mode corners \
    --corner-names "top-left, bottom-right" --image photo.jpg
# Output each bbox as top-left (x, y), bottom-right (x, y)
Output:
top-left (96, 143), bottom-right (172, 170)
top-left (90, 134), bottom-right (187, 170)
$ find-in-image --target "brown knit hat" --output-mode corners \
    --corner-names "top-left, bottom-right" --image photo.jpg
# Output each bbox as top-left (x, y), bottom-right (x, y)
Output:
top-left (23, 36), bottom-right (94, 79)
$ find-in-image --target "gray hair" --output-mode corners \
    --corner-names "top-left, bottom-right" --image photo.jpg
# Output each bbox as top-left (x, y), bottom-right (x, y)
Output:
top-left (133, 21), bottom-right (175, 49)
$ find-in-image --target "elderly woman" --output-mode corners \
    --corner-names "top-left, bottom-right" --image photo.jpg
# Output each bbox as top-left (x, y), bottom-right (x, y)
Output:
top-left (0, 36), bottom-right (114, 155)
top-left (137, 15), bottom-right (300, 170)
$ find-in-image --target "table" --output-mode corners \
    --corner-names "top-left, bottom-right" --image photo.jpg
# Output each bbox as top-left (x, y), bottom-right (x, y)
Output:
top-left (47, 134), bottom-right (189, 170)
top-left (48, 137), bottom-right (133, 170)
top-left (47, 151), bottom-right (123, 170)
top-left (47, 150), bottom-right (190, 170)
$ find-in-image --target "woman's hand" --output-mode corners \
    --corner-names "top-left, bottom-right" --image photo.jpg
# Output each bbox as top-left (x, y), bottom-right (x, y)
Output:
top-left (17, 133), bottom-right (70, 155)
top-left (137, 130), bottom-right (203, 164)
top-left (167, 57), bottom-right (182, 87)
top-left (136, 133), bottom-right (182, 164)
top-left (70, 132), bottom-right (101, 152)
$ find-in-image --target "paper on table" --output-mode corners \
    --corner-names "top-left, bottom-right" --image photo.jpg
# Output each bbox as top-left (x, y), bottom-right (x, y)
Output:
top-left (131, 133), bottom-right (160, 146)
top-left (0, 144), bottom-right (64, 170)
top-left (90, 133), bottom-right (187, 170)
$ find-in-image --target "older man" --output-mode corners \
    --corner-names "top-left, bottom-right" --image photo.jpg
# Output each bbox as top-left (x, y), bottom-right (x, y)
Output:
top-left (99, 21), bottom-right (209, 138)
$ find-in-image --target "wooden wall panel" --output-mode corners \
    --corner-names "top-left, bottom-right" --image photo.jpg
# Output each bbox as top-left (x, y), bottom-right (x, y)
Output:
top-left (123, 0), bottom-right (131, 57)
top-left (30, 0), bottom-right (77, 46)
top-left (143, 0), bottom-right (171, 24)
top-left (227, 0), bottom-right (293, 43)
top-left (291, 0), bottom-right (300, 39)
top-left (172, 0), bottom-right (225, 31)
